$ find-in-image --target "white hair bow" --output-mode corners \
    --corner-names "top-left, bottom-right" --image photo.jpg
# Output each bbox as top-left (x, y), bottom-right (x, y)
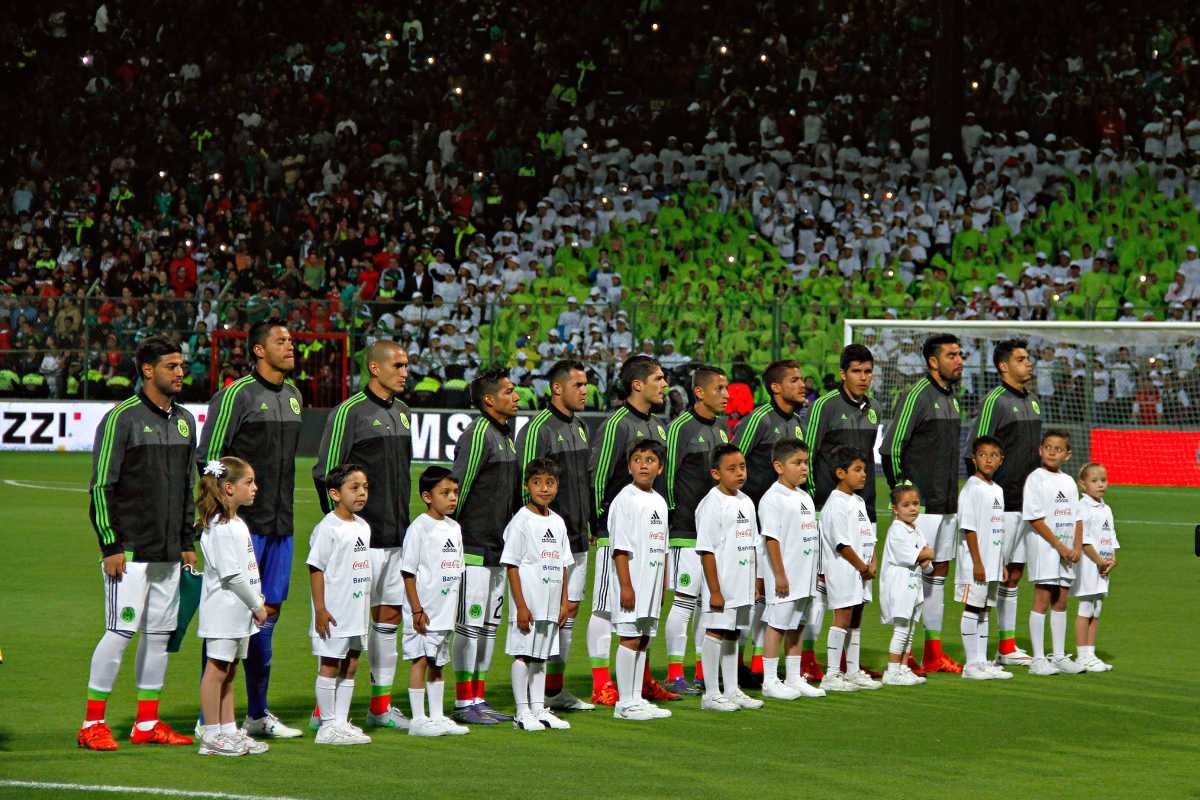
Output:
top-left (203, 460), bottom-right (226, 477)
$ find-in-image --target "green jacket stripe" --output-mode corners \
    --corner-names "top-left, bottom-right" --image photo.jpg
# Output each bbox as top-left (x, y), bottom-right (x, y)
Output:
top-left (204, 375), bottom-right (254, 461)
top-left (592, 407), bottom-right (629, 513)
top-left (977, 386), bottom-right (1005, 436)
top-left (324, 393), bottom-right (366, 477)
top-left (520, 410), bottom-right (551, 504)
top-left (457, 420), bottom-right (491, 509)
top-left (805, 390), bottom-right (836, 492)
top-left (664, 411), bottom-right (693, 509)
top-left (890, 378), bottom-right (929, 479)
top-left (735, 404), bottom-right (772, 453)
top-left (93, 396), bottom-right (140, 545)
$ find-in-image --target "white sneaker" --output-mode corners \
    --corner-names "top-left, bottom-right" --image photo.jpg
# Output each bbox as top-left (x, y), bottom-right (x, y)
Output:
top-left (1088, 656), bottom-right (1114, 672)
top-left (433, 716), bottom-right (470, 735)
top-left (641, 702), bottom-right (673, 719)
top-left (792, 679), bottom-right (827, 697)
top-left (613, 701), bottom-right (657, 721)
top-left (730, 689), bottom-right (764, 709)
top-left (536, 710), bottom-right (572, 730)
top-left (314, 723), bottom-right (371, 745)
top-left (997, 648), bottom-right (1034, 666)
top-left (512, 712), bottom-right (544, 732)
top-left (819, 672), bottom-right (860, 693)
top-left (984, 663), bottom-right (1014, 680)
top-left (197, 733), bottom-right (246, 756)
top-left (1029, 657), bottom-right (1059, 676)
top-left (244, 712), bottom-right (303, 739)
top-left (900, 665), bottom-right (927, 684)
top-left (846, 670), bottom-right (882, 690)
top-left (235, 730), bottom-right (270, 754)
top-left (762, 680), bottom-right (802, 700)
top-left (962, 663), bottom-right (995, 681)
top-left (366, 705), bottom-right (411, 730)
top-left (547, 689), bottom-right (595, 711)
top-left (882, 669), bottom-right (922, 687)
top-left (407, 718), bottom-right (446, 737)
top-left (700, 694), bottom-right (740, 711)
top-left (1052, 655), bottom-right (1086, 675)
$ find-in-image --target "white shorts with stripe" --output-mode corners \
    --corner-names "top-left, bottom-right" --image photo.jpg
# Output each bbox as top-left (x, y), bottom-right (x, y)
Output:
top-left (668, 544), bottom-right (702, 597)
top-left (955, 580), bottom-right (999, 608)
top-left (458, 565), bottom-right (505, 629)
top-left (916, 513), bottom-right (958, 562)
top-left (103, 561), bottom-right (180, 634)
top-left (1002, 512), bottom-right (1028, 565)
top-left (590, 545), bottom-right (613, 617)
top-left (567, 551), bottom-right (588, 604)
top-left (369, 546), bottom-right (407, 607)
top-left (505, 619), bottom-right (559, 660)
top-left (402, 629), bottom-right (451, 666)
top-left (763, 597), bottom-right (812, 630)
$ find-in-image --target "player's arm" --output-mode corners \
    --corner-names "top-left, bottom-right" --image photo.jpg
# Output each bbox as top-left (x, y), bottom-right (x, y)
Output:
top-left (558, 562), bottom-right (572, 627)
top-left (664, 415), bottom-right (687, 510)
top-left (589, 415), bottom-right (628, 524)
top-left (804, 396), bottom-right (829, 493)
top-left (213, 533), bottom-right (265, 617)
top-left (309, 566), bottom-right (335, 638)
top-left (1070, 518), bottom-right (1083, 563)
top-left (963, 530), bottom-right (985, 582)
top-left (880, 386), bottom-right (929, 487)
top-left (699, 552), bottom-right (724, 611)
top-left (179, 438), bottom-right (198, 564)
top-left (505, 564), bottom-right (532, 632)
top-left (198, 384), bottom-right (245, 464)
top-left (836, 543), bottom-right (870, 575)
top-left (312, 407), bottom-right (353, 513)
top-left (89, 408), bottom-right (129, 575)
top-left (452, 419), bottom-right (489, 514)
top-left (517, 417), bottom-right (548, 505)
top-left (764, 536), bottom-right (789, 598)
top-left (401, 572), bottom-right (427, 634)
top-left (732, 407), bottom-right (762, 456)
top-left (1028, 517), bottom-right (1070, 557)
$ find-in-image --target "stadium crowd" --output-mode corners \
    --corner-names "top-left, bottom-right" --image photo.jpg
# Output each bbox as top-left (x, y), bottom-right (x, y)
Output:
top-left (1, 1), bottom-right (1199, 420)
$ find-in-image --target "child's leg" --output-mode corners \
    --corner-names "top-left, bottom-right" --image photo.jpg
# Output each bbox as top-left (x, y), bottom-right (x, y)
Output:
top-left (475, 623), bottom-right (499, 702)
top-left (427, 663), bottom-right (446, 720)
top-left (701, 631), bottom-right (723, 699)
top-left (200, 657), bottom-right (231, 739)
top-left (408, 656), bottom-right (428, 721)
top-left (586, 613), bottom-right (614, 692)
top-left (801, 582), bottom-right (826, 667)
top-left (1089, 600), bottom-right (1102, 647)
top-left (1049, 588), bottom-right (1069, 659)
top-left (368, 611), bottom-right (399, 717)
top-left (219, 662), bottom-right (238, 733)
top-left (665, 593), bottom-right (695, 683)
top-left (511, 656), bottom-right (530, 717)
top-left (1029, 585), bottom-right (1052, 659)
top-left (632, 636), bottom-right (650, 699)
top-left (316, 658), bottom-right (340, 726)
top-left (334, 652), bottom-right (359, 725)
top-left (887, 619), bottom-right (911, 670)
top-left (615, 638), bottom-right (639, 706)
top-left (845, 605), bottom-right (864, 675)
top-left (763, 625), bottom-right (785, 683)
top-left (827, 607), bottom-right (852, 676)
top-left (719, 630), bottom-right (739, 698)
top-left (528, 659), bottom-right (546, 716)
top-left (961, 605), bottom-right (982, 666)
top-left (693, 606), bottom-right (707, 681)
top-left (746, 592), bottom-right (766, 674)
top-left (784, 628), bottom-right (803, 683)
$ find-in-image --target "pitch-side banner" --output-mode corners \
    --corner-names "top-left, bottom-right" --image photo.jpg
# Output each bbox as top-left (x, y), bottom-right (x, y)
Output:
top-left (1090, 428), bottom-right (1200, 487)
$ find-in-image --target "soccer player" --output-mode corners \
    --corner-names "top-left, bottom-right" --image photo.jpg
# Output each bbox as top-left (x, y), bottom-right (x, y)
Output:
top-left (588, 355), bottom-right (673, 705)
top-left (501, 458), bottom-right (573, 732)
top-left (878, 485), bottom-right (932, 687)
top-left (515, 360), bottom-right (594, 711)
top-left (1023, 430), bottom-right (1085, 676)
top-left (1072, 462), bottom-right (1118, 672)
top-left (663, 365), bottom-right (729, 694)
top-left (610, 440), bottom-right (673, 721)
top-left (79, 335), bottom-right (197, 751)
top-left (309, 464), bottom-right (373, 745)
top-left (757, 440), bottom-right (826, 699)
top-left (197, 318), bottom-right (302, 738)
top-left (955, 436), bottom-right (1014, 680)
top-left (734, 359), bottom-right (806, 685)
top-left (804, 343), bottom-right (881, 680)
top-left (450, 368), bottom-right (521, 722)
top-left (401, 466), bottom-right (470, 736)
top-left (312, 340), bottom-right (414, 732)
top-left (880, 333), bottom-right (965, 674)
top-left (970, 338), bottom-right (1040, 666)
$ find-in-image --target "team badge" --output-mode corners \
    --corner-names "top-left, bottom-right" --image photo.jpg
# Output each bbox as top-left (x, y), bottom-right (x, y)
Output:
top-left (469, 603), bottom-right (483, 619)
top-left (719, 429), bottom-right (729, 443)
top-left (176, 418), bottom-right (190, 438)
top-left (679, 573), bottom-right (692, 587)
top-left (794, 425), bottom-right (802, 438)
top-left (1031, 399), bottom-right (1041, 415)
top-left (400, 412), bottom-right (410, 430)
top-left (290, 397), bottom-right (302, 415)
top-left (120, 607), bottom-right (135, 623)
top-left (657, 424), bottom-right (667, 439)
top-left (867, 408), bottom-right (878, 424)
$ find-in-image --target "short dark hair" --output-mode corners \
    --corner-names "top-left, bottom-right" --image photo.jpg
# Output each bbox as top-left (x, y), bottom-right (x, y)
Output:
top-left (771, 438), bottom-right (808, 463)
top-left (629, 439), bottom-right (666, 464)
top-left (830, 445), bottom-right (866, 472)
top-left (1042, 429), bottom-right (1070, 446)
top-left (992, 338), bottom-right (1028, 370)
top-left (470, 368), bottom-right (510, 408)
top-left (763, 359), bottom-right (801, 395)
top-left (840, 344), bottom-right (874, 371)
top-left (922, 333), bottom-right (960, 363)
top-left (547, 359), bottom-right (586, 388)
top-left (249, 317), bottom-right (288, 356)
top-left (326, 462), bottom-right (367, 492)
top-left (710, 442), bottom-right (743, 470)
top-left (419, 465), bottom-right (456, 496)
top-left (890, 484), bottom-right (920, 505)
top-left (136, 335), bottom-right (181, 369)
top-left (972, 435), bottom-right (1004, 454)
top-left (523, 457), bottom-right (561, 484)
top-left (691, 365), bottom-right (726, 391)
top-left (618, 355), bottom-right (662, 397)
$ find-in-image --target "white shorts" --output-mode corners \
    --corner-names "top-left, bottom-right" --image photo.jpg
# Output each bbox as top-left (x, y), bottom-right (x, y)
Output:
top-left (505, 619), bottom-right (559, 660)
top-left (369, 547), bottom-right (407, 607)
top-left (103, 561), bottom-right (180, 634)
top-left (458, 565), bottom-right (505, 629)
top-left (566, 552), bottom-right (588, 604)
top-left (614, 617), bottom-right (659, 639)
top-left (669, 545), bottom-right (702, 596)
top-left (1026, 534), bottom-right (1074, 586)
top-left (955, 580), bottom-right (1000, 608)
top-left (1002, 512), bottom-right (1028, 565)
top-left (763, 597), bottom-right (813, 631)
top-left (591, 546), bottom-right (613, 617)
top-left (311, 634), bottom-right (366, 659)
top-left (917, 513), bottom-right (958, 562)
top-left (702, 604), bottom-right (751, 632)
top-left (825, 569), bottom-right (871, 610)
top-left (205, 636), bottom-right (250, 662)
top-left (402, 629), bottom-right (451, 666)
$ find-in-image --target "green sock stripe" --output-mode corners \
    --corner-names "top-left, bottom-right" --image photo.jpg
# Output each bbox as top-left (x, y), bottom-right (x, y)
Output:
top-left (924, 630), bottom-right (941, 641)
top-left (87, 689), bottom-right (111, 701)
top-left (453, 672), bottom-right (473, 683)
top-left (546, 662), bottom-right (566, 676)
top-left (801, 640), bottom-right (815, 652)
top-left (589, 657), bottom-right (609, 668)
top-left (998, 630), bottom-right (1016, 639)
top-left (371, 685), bottom-right (392, 697)
top-left (752, 646), bottom-right (764, 656)
top-left (667, 655), bottom-right (685, 665)
top-left (474, 671), bottom-right (486, 682)
top-left (136, 689), bottom-right (161, 701)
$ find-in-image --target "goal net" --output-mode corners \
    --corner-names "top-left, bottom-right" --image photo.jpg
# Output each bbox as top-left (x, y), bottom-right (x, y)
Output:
top-left (210, 331), bottom-right (351, 407)
top-left (842, 319), bottom-right (1200, 487)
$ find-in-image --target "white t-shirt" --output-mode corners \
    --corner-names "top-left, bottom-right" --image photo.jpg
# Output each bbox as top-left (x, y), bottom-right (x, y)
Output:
top-left (879, 519), bottom-right (927, 622)
top-left (956, 476), bottom-right (1006, 584)
top-left (306, 512), bottom-right (372, 639)
top-left (607, 483), bottom-right (669, 622)
top-left (400, 512), bottom-right (464, 631)
top-left (818, 489), bottom-right (873, 596)
top-left (1073, 495), bottom-right (1120, 597)
top-left (1022, 467), bottom-right (1079, 580)
top-left (756, 481), bottom-right (820, 603)
top-left (694, 487), bottom-right (758, 610)
top-left (198, 516), bottom-right (261, 639)
top-left (500, 507), bottom-right (572, 622)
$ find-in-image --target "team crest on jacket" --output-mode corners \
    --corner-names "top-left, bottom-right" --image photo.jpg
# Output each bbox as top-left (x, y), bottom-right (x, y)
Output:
top-left (290, 396), bottom-right (302, 415)
top-left (867, 408), bottom-right (878, 424)
top-left (1031, 399), bottom-right (1041, 415)
top-left (719, 429), bottom-right (729, 443)
top-left (400, 412), bottom-right (410, 429)
top-left (657, 424), bottom-right (667, 439)
top-left (177, 418), bottom-right (190, 438)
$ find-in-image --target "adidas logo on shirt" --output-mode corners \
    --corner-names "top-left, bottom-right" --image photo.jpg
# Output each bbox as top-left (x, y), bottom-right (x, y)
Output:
top-left (353, 537), bottom-right (367, 553)
top-left (857, 511), bottom-right (868, 521)
top-left (442, 538), bottom-right (457, 552)
top-left (542, 529), bottom-right (557, 543)
top-left (650, 510), bottom-right (662, 525)
top-left (993, 498), bottom-right (1003, 509)
top-left (1102, 520), bottom-right (1111, 530)
top-left (800, 502), bottom-right (810, 512)
top-left (1055, 491), bottom-right (1070, 502)
top-left (736, 510), bottom-right (749, 523)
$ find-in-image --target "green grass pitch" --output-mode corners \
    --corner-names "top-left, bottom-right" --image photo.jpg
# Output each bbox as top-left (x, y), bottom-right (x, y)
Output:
top-left (1, 452), bottom-right (1197, 800)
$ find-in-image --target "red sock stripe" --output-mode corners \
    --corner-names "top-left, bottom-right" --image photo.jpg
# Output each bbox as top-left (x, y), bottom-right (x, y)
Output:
top-left (135, 699), bottom-right (158, 724)
top-left (455, 681), bottom-right (474, 702)
top-left (666, 662), bottom-right (684, 682)
top-left (85, 699), bottom-right (107, 722)
top-left (591, 666), bottom-right (611, 691)
top-left (694, 660), bottom-right (704, 681)
top-left (546, 673), bottom-right (564, 694)
top-left (472, 679), bottom-right (486, 700)
top-left (369, 694), bottom-right (390, 715)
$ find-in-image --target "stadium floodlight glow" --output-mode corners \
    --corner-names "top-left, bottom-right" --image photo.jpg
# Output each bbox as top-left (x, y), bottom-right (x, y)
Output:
top-left (81, 54), bottom-right (93, 66)
top-left (970, 80), bottom-right (980, 91)
top-left (651, 22), bottom-right (659, 32)
top-left (384, 31), bottom-right (393, 41)
top-left (483, 52), bottom-right (492, 62)
top-left (157, 170), bottom-right (167, 178)
top-left (427, 56), bottom-right (436, 65)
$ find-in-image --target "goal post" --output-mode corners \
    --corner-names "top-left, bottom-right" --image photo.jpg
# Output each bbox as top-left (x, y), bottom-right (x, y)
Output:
top-left (842, 319), bottom-right (1200, 487)
top-left (210, 331), bottom-right (351, 407)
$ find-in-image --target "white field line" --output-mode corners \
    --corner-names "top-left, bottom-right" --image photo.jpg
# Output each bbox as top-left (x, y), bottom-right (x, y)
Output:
top-left (0, 780), bottom-right (306, 800)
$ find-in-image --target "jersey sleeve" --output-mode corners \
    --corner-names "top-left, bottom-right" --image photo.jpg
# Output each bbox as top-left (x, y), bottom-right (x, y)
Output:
top-left (1021, 473), bottom-right (1045, 521)
top-left (732, 407), bottom-right (762, 455)
top-left (305, 525), bottom-right (332, 571)
top-left (198, 384), bottom-right (245, 464)
top-left (885, 523), bottom-right (920, 568)
top-left (89, 407), bottom-right (129, 557)
top-left (664, 414), bottom-right (689, 510)
top-left (693, 495), bottom-right (719, 554)
top-left (498, 515), bottom-right (524, 567)
top-left (881, 384), bottom-right (930, 487)
top-left (517, 415), bottom-right (551, 505)
top-left (758, 493), bottom-right (783, 542)
top-left (313, 401), bottom-right (359, 513)
top-left (608, 494), bottom-right (635, 554)
top-left (827, 503), bottom-right (853, 549)
top-left (179, 425), bottom-right (198, 553)
top-left (589, 414), bottom-right (629, 519)
top-left (400, 519), bottom-right (423, 575)
top-left (452, 419), bottom-right (491, 513)
top-left (804, 395), bottom-right (833, 492)
top-left (958, 484), bottom-right (981, 534)
top-left (971, 386), bottom-right (1010, 439)
top-left (205, 525), bottom-right (243, 579)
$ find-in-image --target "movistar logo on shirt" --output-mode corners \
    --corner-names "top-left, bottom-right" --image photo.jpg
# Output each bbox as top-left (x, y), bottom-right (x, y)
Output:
top-left (1055, 491), bottom-right (1069, 502)
top-left (650, 510), bottom-right (662, 524)
top-left (736, 511), bottom-right (749, 523)
top-left (993, 498), bottom-right (1002, 509)
top-left (442, 538), bottom-right (457, 552)
top-left (541, 529), bottom-right (556, 543)
top-left (354, 537), bottom-right (367, 552)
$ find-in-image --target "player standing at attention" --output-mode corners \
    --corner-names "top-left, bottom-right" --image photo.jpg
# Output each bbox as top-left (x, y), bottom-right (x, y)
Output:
top-left (804, 344), bottom-right (881, 680)
top-left (663, 365), bottom-right (729, 695)
top-left (880, 333), bottom-right (964, 674)
top-left (756, 440), bottom-right (826, 700)
top-left (79, 335), bottom-right (197, 751)
top-left (451, 369), bottom-right (521, 723)
top-left (309, 464), bottom-right (373, 745)
top-left (400, 466), bottom-right (470, 736)
top-left (1023, 430), bottom-right (1085, 676)
top-left (198, 318), bottom-right (303, 738)
top-left (501, 459), bottom-right (574, 732)
top-left (312, 340), bottom-right (413, 732)
top-left (695, 445), bottom-right (765, 712)
top-left (588, 355), bottom-right (675, 705)
top-left (195, 457), bottom-right (270, 756)
top-left (515, 360), bottom-right (595, 711)
top-left (734, 359), bottom-right (807, 686)
top-left (1072, 463), bottom-right (1118, 672)
top-left (955, 437), bottom-right (1014, 681)
top-left (878, 486), bottom-right (932, 686)
top-left (610, 440), bottom-right (673, 721)
top-left (970, 338), bottom-right (1041, 667)
top-left (818, 447), bottom-right (881, 692)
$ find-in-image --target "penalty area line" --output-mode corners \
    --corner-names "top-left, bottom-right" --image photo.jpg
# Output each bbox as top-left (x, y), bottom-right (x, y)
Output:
top-left (0, 780), bottom-right (307, 800)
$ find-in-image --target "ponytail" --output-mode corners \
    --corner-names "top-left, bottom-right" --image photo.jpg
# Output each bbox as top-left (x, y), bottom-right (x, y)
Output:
top-left (195, 456), bottom-right (251, 533)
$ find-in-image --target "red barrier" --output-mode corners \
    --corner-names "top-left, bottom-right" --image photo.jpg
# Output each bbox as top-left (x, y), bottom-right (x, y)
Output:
top-left (1089, 429), bottom-right (1200, 487)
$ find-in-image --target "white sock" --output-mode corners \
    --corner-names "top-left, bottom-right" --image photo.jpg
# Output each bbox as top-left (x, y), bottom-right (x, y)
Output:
top-left (889, 620), bottom-right (911, 657)
top-left (826, 626), bottom-right (847, 676)
top-left (549, 617), bottom-right (575, 688)
top-left (368, 622), bottom-right (398, 697)
top-left (218, 721), bottom-right (236, 737)
top-left (997, 585), bottom-right (1018, 640)
top-left (316, 675), bottom-right (337, 724)
top-left (586, 613), bottom-right (613, 674)
top-left (785, 655), bottom-right (802, 683)
top-left (452, 625), bottom-right (479, 708)
top-left (616, 646), bottom-right (638, 706)
top-left (1078, 644), bottom-right (1094, 661)
top-left (133, 631), bottom-right (170, 730)
top-left (427, 681), bottom-right (445, 720)
top-left (202, 723), bottom-right (221, 742)
top-left (749, 598), bottom-right (766, 665)
top-left (961, 612), bottom-right (979, 665)
top-left (529, 662), bottom-right (546, 716)
top-left (1029, 611), bottom-right (1046, 660)
top-left (701, 636), bottom-right (722, 699)
top-left (977, 613), bottom-right (989, 663)
top-left (803, 585), bottom-right (826, 646)
top-left (762, 656), bottom-right (779, 683)
top-left (334, 678), bottom-right (354, 724)
top-left (847, 629), bottom-right (862, 675)
top-left (922, 575), bottom-right (946, 637)
top-left (665, 594), bottom-right (695, 665)
top-left (720, 638), bottom-right (738, 698)
top-left (887, 661), bottom-right (901, 674)
top-left (87, 629), bottom-right (132, 695)
top-left (408, 688), bottom-right (426, 721)
top-left (633, 648), bottom-right (647, 699)
top-left (511, 660), bottom-right (529, 717)
top-left (477, 624), bottom-right (498, 700)
top-left (1050, 610), bottom-right (1067, 658)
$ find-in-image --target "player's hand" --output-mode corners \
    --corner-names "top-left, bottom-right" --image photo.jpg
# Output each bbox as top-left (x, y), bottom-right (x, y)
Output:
top-left (973, 564), bottom-right (986, 583)
top-left (252, 606), bottom-right (269, 625)
top-left (102, 552), bottom-right (126, 580)
top-left (315, 609), bottom-right (336, 639)
top-left (181, 551), bottom-right (197, 569)
top-left (412, 608), bottom-right (429, 635)
top-left (620, 586), bottom-right (636, 612)
top-left (708, 590), bottom-right (725, 613)
top-left (1069, 548), bottom-right (1082, 564)
top-left (517, 606), bottom-right (533, 633)
top-left (1056, 543), bottom-right (1072, 560)
top-left (868, 562), bottom-right (878, 580)
top-left (858, 564), bottom-right (871, 579)
top-left (774, 577), bottom-right (790, 598)
top-left (558, 602), bottom-right (571, 627)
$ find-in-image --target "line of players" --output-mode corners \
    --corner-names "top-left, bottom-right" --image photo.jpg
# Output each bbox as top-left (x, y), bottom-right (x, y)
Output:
top-left (76, 323), bottom-right (1120, 751)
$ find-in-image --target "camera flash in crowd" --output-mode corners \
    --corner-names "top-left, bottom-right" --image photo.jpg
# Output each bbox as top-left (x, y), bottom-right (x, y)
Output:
top-left (651, 22), bottom-right (659, 32)
top-left (483, 52), bottom-right (493, 63)
top-left (81, 54), bottom-right (93, 66)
